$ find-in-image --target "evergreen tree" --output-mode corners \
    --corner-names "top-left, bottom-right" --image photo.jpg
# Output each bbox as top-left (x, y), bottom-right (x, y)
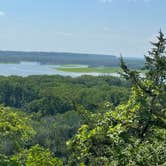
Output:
top-left (120, 30), bottom-right (166, 141)
top-left (67, 31), bottom-right (166, 165)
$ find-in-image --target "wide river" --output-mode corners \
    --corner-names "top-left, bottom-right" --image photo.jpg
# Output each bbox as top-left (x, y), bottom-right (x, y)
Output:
top-left (0, 62), bottom-right (120, 77)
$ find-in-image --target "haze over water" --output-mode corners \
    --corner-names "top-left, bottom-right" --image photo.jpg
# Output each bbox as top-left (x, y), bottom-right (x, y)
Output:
top-left (0, 62), bottom-right (119, 77)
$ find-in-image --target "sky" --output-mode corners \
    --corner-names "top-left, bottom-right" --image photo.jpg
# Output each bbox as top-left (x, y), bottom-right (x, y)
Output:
top-left (0, 0), bottom-right (166, 57)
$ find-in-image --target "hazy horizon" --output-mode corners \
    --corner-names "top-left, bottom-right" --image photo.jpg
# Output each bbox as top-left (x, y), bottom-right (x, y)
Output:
top-left (0, 0), bottom-right (165, 57)
top-left (0, 49), bottom-right (145, 59)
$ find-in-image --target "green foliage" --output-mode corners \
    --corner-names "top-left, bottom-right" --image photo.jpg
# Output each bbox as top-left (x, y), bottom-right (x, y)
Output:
top-left (29, 111), bottom-right (82, 161)
top-left (67, 31), bottom-right (166, 165)
top-left (0, 75), bottom-right (129, 115)
top-left (57, 66), bottom-right (122, 73)
top-left (0, 106), bottom-right (35, 155)
top-left (11, 145), bottom-right (63, 166)
top-left (0, 154), bottom-right (11, 166)
top-left (1, 32), bottom-right (165, 165)
top-left (0, 75), bottom-right (129, 163)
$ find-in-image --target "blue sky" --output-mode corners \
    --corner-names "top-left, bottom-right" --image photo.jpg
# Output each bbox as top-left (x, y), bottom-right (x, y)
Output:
top-left (0, 0), bottom-right (165, 57)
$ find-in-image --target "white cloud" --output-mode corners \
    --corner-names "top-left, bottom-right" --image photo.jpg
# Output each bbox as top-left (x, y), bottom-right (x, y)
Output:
top-left (0, 11), bottom-right (5, 16)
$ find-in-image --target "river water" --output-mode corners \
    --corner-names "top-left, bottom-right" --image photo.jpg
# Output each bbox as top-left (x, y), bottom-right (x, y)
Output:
top-left (0, 62), bottom-right (120, 77)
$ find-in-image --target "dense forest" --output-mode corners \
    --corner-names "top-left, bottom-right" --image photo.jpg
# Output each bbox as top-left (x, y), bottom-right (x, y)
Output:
top-left (0, 75), bottom-right (130, 163)
top-left (0, 31), bottom-right (166, 165)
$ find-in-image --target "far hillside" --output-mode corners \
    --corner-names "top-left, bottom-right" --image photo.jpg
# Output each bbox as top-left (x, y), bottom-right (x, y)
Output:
top-left (0, 51), bottom-right (144, 69)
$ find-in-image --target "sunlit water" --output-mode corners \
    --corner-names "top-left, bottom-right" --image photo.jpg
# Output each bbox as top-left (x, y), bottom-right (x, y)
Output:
top-left (0, 62), bottom-right (120, 77)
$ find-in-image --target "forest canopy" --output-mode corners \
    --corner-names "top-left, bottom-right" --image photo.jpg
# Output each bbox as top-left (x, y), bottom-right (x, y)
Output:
top-left (0, 31), bottom-right (165, 165)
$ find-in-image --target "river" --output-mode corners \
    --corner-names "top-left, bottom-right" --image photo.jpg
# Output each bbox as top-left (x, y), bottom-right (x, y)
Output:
top-left (0, 62), bottom-right (120, 77)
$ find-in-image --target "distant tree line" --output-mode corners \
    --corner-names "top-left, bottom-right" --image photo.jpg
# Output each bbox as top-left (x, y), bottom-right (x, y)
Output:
top-left (0, 50), bottom-right (144, 68)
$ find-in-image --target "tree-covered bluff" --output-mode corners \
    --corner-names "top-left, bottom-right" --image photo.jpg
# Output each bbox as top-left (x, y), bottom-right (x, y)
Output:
top-left (0, 31), bottom-right (165, 165)
top-left (0, 75), bottom-right (131, 165)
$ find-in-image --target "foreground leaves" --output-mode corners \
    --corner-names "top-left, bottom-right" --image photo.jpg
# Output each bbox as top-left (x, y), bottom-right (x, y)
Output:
top-left (68, 31), bottom-right (166, 165)
top-left (0, 106), bottom-right (35, 155)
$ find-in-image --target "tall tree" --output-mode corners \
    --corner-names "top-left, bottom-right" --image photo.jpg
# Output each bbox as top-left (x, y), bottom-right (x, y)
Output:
top-left (67, 31), bottom-right (166, 165)
top-left (120, 30), bottom-right (166, 141)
